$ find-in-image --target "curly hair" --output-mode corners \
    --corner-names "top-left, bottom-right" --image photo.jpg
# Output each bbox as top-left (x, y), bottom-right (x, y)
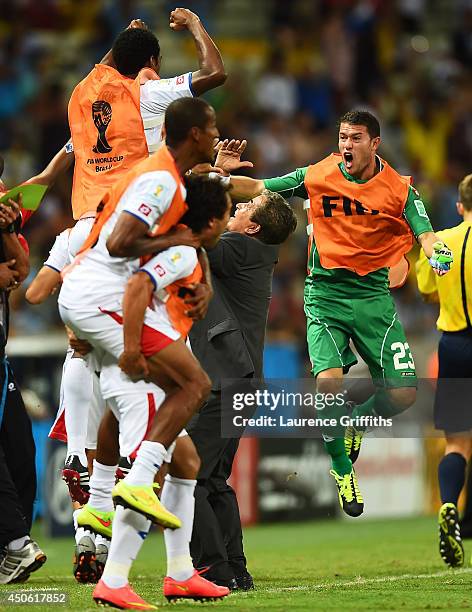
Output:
top-left (182, 174), bottom-right (231, 233)
top-left (112, 28), bottom-right (160, 76)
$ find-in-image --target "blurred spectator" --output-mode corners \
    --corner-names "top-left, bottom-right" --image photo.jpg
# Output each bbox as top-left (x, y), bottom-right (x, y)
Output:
top-left (255, 51), bottom-right (298, 118)
top-left (452, 6), bottom-right (472, 69)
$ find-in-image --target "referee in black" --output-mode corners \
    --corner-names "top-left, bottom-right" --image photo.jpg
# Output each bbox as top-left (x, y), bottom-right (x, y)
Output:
top-left (188, 189), bottom-right (297, 589)
top-left (0, 163), bottom-right (46, 584)
top-left (416, 172), bottom-right (472, 569)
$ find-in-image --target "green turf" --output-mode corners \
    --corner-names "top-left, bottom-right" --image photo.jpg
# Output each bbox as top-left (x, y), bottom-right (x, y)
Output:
top-left (1, 516), bottom-right (471, 611)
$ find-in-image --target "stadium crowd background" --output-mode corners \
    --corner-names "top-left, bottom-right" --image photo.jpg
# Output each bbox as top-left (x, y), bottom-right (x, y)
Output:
top-left (1, 0), bottom-right (471, 376)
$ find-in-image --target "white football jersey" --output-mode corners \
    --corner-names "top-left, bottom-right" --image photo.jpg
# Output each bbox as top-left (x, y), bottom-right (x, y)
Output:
top-left (140, 73), bottom-right (194, 153)
top-left (58, 170), bottom-right (186, 311)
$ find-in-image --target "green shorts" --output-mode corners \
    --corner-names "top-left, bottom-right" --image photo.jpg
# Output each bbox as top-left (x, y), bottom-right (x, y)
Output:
top-left (304, 288), bottom-right (417, 388)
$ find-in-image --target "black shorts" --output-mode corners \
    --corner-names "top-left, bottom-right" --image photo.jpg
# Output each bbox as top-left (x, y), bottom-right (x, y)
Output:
top-left (434, 330), bottom-right (472, 433)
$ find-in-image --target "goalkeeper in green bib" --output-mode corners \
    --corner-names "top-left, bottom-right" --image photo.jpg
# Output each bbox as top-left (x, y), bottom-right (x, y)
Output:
top-left (215, 111), bottom-right (453, 517)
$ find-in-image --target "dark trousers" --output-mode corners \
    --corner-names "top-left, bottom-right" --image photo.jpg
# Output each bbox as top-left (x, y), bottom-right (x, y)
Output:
top-left (0, 362), bottom-right (36, 548)
top-left (188, 392), bottom-right (248, 582)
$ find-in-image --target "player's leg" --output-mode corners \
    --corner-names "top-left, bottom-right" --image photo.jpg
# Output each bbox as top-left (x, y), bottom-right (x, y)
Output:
top-left (347, 293), bottom-right (417, 463)
top-left (305, 290), bottom-right (363, 516)
top-left (78, 409), bottom-right (119, 542)
top-left (434, 331), bottom-right (472, 566)
top-left (113, 338), bottom-right (210, 512)
top-left (87, 400), bottom-right (156, 610)
top-left (93, 390), bottom-right (154, 608)
top-left (143, 339), bottom-right (211, 448)
top-left (437, 435), bottom-right (470, 567)
top-left (162, 436), bottom-right (229, 601)
top-left (61, 351), bottom-right (93, 504)
top-left (74, 371), bottom-right (110, 583)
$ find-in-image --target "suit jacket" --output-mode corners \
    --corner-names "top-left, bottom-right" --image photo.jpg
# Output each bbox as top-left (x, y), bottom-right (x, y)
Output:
top-left (189, 232), bottom-right (279, 391)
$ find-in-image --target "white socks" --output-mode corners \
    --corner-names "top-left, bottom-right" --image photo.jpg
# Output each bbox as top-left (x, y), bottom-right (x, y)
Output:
top-left (63, 356), bottom-right (93, 465)
top-left (88, 460), bottom-right (117, 512)
top-left (101, 506), bottom-right (150, 589)
top-left (125, 441), bottom-right (167, 486)
top-left (73, 509), bottom-right (93, 545)
top-left (95, 533), bottom-right (110, 552)
top-left (161, 475), bottom-right (196, 581)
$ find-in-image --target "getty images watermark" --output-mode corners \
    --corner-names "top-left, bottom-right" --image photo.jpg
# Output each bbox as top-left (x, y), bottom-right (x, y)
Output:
top-left (231, 388), bottom-right (392, 430)
top-left (220, 378), bottom-right (472, 438)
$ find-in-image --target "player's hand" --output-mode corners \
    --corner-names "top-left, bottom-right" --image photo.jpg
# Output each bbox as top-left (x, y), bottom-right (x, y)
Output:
top-left (66, 327), bottom-right (93, 355)
top-left (429, 241), bottom-right (453, 276)
top-left (167, 226), bottom-right (201, 249)
top-left (119, 350), bottom-right (149, 381)
top-left (128, 19), bottom-right (149, 30)
top-left (214, 139), bottom-right (254, 175)
top-left (0, 260), bottom-right (19, 290)
top-left (169, 8), bottom-right (200, 31)
top-left (0, 197), bottom-right (21, 229)
top-left (184, 282), bottom-right (213, 320)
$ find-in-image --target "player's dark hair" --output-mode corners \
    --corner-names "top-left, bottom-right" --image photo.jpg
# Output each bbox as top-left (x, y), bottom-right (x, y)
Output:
top-left (0, 154), bottom-right (4, 177)
top-left (338, 110), bottom-right (380, 139)
top-left (182, 175), bottom-right (231, 233)
top-left (459, 173), bottom-right (472, 211)
top-left (250, 190), bottom-right (297, 244)
top-left (112, 28), bottom-right (160, 76)
top-left (165, 97), bottom-right (213, 147)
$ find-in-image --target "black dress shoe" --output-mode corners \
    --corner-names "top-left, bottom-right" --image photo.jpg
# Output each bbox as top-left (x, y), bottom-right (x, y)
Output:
top-left (235, 573), bottom-right (255, 590)
top-left (211, 577), bottom-right (239, 590)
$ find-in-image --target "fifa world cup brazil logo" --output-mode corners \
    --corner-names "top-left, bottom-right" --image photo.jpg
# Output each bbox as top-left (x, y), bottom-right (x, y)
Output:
top-left (92, 101), bottom-right (112, 154)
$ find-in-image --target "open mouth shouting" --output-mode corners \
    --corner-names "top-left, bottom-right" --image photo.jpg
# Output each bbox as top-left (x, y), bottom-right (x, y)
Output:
top-left (343, 151), bottom-right (354, 171)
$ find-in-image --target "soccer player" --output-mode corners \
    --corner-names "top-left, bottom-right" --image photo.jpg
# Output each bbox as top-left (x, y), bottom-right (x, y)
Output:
top-left (26, 9), bottom-right (226, 501)
top-left (416, 173), bottom-right (472, 568)
top-left (25, 229), bottom-right (111, 583)
top-left (214, 111), bottom-right (453, 517)
top-left (58, 97), bottom-right (217, 534)
top-left (88, 175), bottom-right (232, 609)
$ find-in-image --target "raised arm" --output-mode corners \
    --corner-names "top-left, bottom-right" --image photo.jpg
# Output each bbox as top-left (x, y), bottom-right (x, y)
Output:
top-left (170, 8), bottom-right (226, 95)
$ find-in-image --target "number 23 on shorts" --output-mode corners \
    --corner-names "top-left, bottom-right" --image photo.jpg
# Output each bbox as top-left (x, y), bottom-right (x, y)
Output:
top-left (391, 341), bottom-right (415, 371)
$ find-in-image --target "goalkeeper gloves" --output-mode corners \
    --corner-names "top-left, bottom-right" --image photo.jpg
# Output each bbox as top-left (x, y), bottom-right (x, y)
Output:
top-left (429, 241), bottom-right (453, 276)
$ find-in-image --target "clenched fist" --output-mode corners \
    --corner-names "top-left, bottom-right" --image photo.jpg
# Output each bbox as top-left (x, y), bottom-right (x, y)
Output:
top-left (169, 8), bottom-right (200, 31)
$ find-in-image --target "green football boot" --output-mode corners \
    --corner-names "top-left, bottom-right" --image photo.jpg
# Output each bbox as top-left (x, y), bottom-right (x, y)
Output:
top-left (344, 426), bottom-right (364, 464)
top-left (330, 469), bottom-right (364, 517)
top-left (438, 503), bottom-right (464, 567)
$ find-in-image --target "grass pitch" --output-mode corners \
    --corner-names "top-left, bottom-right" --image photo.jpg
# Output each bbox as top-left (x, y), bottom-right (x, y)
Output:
top-left (2, 516), bottom-right (471, 611)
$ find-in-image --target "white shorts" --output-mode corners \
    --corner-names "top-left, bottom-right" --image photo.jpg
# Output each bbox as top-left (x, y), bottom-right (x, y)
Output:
top-left (100, 358), bottom-right (186, 460)
top-left (59, 304), bottom-right (180, 363)
top-left (48, 349), bottom-right (106, 450)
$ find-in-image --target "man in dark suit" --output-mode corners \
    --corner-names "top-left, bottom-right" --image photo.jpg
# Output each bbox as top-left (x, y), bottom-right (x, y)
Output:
top-left (188, 189), bottom-right (297, 589)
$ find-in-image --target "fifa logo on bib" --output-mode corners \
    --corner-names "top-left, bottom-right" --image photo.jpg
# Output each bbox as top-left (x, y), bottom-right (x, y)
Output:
top-left (92, 101), bottom-right (113, 154)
